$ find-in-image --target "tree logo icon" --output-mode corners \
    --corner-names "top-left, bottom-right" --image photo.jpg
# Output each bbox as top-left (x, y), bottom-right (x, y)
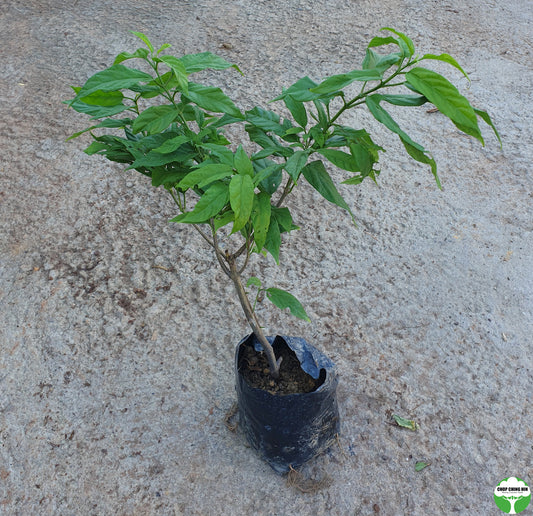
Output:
top-left (494, 477), bottom-right (531, 514)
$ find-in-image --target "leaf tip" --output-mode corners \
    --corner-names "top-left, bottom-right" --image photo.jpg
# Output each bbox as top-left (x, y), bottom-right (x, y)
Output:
top-left (232, 64), bottom-right (244, 76)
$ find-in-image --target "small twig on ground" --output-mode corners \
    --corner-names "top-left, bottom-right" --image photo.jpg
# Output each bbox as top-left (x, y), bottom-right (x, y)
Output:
top-left (152, 265), bottom-right (173, 272)
top-left (336, 433), bottom-right (348, 459)
top-left (285, 465), bottom-right (333, 493)
top-left (363, 229), bottom-right (379, 241)
top-left (223, 402), bottom-right (238, 432)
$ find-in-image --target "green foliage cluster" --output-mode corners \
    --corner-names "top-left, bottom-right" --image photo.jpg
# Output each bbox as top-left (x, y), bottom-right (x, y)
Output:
top-left (67, 28), bottom-right (499, 335)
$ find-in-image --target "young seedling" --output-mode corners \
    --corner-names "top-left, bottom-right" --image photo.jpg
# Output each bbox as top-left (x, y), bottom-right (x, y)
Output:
top-left (66, 28), bottom-right (500, 379)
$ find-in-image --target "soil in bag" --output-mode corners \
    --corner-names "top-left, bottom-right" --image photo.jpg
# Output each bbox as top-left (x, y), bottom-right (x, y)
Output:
top-left (238, 339), bottom-right (325, 394)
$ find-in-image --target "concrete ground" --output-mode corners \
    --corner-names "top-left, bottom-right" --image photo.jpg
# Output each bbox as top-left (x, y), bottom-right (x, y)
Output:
top-left (1, 0), bottom-right (532, 514)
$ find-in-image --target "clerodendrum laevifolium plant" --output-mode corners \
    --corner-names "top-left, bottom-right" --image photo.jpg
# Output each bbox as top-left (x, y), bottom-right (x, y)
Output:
top-left (67, 29), bottom-right (500, 378)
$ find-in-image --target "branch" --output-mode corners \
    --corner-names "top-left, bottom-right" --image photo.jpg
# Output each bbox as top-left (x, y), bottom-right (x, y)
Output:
top-left (238, 242), bottom-right (252, 275)
top-left (192, 223), bottom-right (215, 248)
top-left (227, 254), bottom-right (281, 378)
top-left (276, 177), bottom-right (295, 207)
top-left (328, 61), bottom-right (412, 127)
top-left (210, 221), bottom-right (231, 277)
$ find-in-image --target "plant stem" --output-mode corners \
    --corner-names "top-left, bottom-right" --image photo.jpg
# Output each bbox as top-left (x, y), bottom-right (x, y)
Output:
top-left (207, 222), bottom-right (280, 377)
top-left (276, 177), bottom-right (295, 207)
top-left (327, 61), bottom-right (411, 127)
top-left (226, 253), bottom-right (281, 379)
top-left (210, 222), bottom-right (231, 277)
top-left (150, 60), bottom-right (200, 147)
top-left (170, 181), bottom-right (279, 377)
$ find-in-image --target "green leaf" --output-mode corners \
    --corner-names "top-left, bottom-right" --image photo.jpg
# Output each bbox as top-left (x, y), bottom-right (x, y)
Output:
top-left (415, 461), bottom-right (430, 472)
top-left (253, 159), bottom-right (283, 194)
top-left (158, 56), bottom-right (186, 77)
top-left (341, 175), bottom-right (364, 185)
top-left (329, 128), bottom-right (382, 185)
top-left (272, 207), bottom-right (298, 233)
top-left (66, 118), bottom-right (133, 141)
top-left (113, 47), bottom-right (150, 65)
top-left (264, 219), bottom-right (281, 263)
top-left (283, 126), bottom-right (304, 136)
top-left (253, 163), bottom-right (283, 187)
top-left (213, 210), bottom-right (234, 231)
top-left (362, 49), bottom-right (402, 73)
top-left (229, 174), bottom-right (254, 233)
top-left (131, 31), bottom-right (154, 53)
top-left (381, 27), bottom-right (415, 57)
top-left (178, 163), bottom-right (234, 189)
top-left (131, 132), bottom-right (174, 150)
top-left (199, 143), bottom-right (234, 165)
top-left (474, 108), bottom-right (502, 146)
top-left (365, 95), bottom-right (439, 185)
top-left (313, 100), bottom-right (329, 129)
top-left (246, 107), bottom-right (285, 136)
top-left (66, 97), bottom-right (130, 119)
top-left (272, 76), bottom-right (320, 102)
top-left (284, 95), bottom-right (308, 128)
top-left (156, 43), bottom-right (172, 55)
top-left (140, 71), bottom-right (179, 95)
top-left (159, 55), bottom-right (189, 93)
top-left (132, 105), bottom-right (179, 134)
top-left (83, 141), bottom-right (109, 155)
top-left (84, 136), bottom-right (136, 164)
top-left (170, 182), bottom-right (229, 223)
top-left (301, 160), bottom-right (354, 219)
top-left (179, 52), bottom-right (243, 75)
top-left (401, 139), bottom-right (441, 189)
top-left (316, 149), bottom-right (360, 172)
top-left (76, 89), bottom-right (124, 106)
top-left (251, 192), bottom-right (271, 251)
top-left (246, 276), bottom-right (262, 288)
top-left (310, 69), bottom-right (383, 95)
top-left (376, 93), bottom-right (427, 107)
top-left (252, 148), bottom-right (284, 160)
top-left (205, 113), bottom-right (244, 129)
top-left (392, 414), bottom-right (418, 431)
top-left (151, 165), bottom-right (189, 187)
top-left (419, 53), bottom-right (470, 82)
top-left (72, 65), bottom-right (153, 103)
top-left (284, 150), bottom-right (310, 181)
top-left (193, 108), bottom-right (210, 129)
top-left (130, 143), bottom-right (196, 169)
top-left (266, 288), bottom-right (310, 322)
top-left (130, 84), bottom-right (164, 99)
top-left (367, 36), bottom-right (398, 49)
top-left (308, 126), bottom-right (326, 148)
top-left (184, 82), bottom-right (243, 118)
top-left (152, 135), bottom-right (189, 153)
top-left (405, 67), bottom-right (483, 144)
top-left (332, 126), bottom-right (382, 153)
top-left (361, 49), bottom-right (379, 70)
top-left (234, 145), bottom-right (254, 176)
top-left (349, 143), bottom-right (375, 176)
top-left (245, 126), bottom-right (290, 157)
top-left (365, 95), bottom-right (424, 151)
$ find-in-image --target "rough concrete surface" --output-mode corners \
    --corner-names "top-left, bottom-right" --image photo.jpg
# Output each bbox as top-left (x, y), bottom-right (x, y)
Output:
top-left (1, 0), bottom-right (532, 514)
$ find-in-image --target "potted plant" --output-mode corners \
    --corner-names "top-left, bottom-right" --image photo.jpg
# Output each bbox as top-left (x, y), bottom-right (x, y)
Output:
top-left (66, 28), bottom-right (500, 473)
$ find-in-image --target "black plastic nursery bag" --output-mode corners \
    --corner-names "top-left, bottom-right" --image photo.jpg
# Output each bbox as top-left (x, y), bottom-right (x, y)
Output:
top-left (235, 334), bottom-right (340, 474)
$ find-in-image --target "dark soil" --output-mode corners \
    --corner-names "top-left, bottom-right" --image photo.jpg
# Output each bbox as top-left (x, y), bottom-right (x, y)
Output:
top-left (238, 341), bottom-right (324, 395)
